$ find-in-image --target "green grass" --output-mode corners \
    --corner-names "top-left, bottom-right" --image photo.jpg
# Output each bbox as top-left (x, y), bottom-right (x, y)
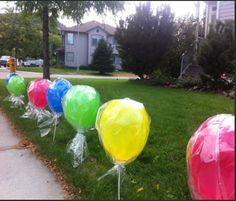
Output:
top-left (0, 79), bottom-right (233, 200)
top-left (17, 67), bottom-right (134, 76)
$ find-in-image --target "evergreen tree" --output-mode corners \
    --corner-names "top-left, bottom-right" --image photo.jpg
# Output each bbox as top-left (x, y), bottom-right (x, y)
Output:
top-left (115, 3), bottom-right (175, 79)
top-left (91, 39), bottom-right (114, 74)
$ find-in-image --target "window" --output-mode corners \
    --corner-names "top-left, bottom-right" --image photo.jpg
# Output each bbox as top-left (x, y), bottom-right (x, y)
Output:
top-left (66, 52), bottom-right (74, 62)
top-left (67, 33), bottom-right (74, 45)
top-left (92, 38), bottom-right (98, 46)
top-left (91, 35), bottom-right (104, 46)
top-left (212, 6), bottom-right (217, 11)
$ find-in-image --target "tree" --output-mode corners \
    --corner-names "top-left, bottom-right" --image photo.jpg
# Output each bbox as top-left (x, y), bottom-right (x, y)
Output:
top-left (115, 3), bottom-right (175, 79)
top-left (15, 1), bottom-right (123, 79)
top-left (0, 8), bottom-right (42, 59)
top-left (91, 39), bottom-right (114, 74)
top-left (0, 8), bottom-right (62, 61)
top-left (159, 15), bottom-right (196, 78)
top-left (198, 20), bottom-right (235, 83)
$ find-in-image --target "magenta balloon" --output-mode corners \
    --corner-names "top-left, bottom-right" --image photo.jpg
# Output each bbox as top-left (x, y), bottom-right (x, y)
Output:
top-left (27, 79), bottom-right (51, 109)
top-left (186, 114), bottom-right (235, 200)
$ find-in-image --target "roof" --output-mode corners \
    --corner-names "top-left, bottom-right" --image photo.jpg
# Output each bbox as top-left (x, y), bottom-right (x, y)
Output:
top-left (205, 1), bottom-right (217, 4)
top-left (58, 20), bottom-right (116, 35)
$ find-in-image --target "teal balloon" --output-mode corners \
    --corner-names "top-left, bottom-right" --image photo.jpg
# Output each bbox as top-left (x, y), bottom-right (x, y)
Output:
top-left (62, 85), bottom-right (100, 130)
top-left (7, 75), bottom-right (26, 96)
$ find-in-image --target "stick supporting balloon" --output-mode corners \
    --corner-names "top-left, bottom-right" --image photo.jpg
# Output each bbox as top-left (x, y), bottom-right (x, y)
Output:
top-left (98, 164), bottom-right (125, 200)
top-left (96, 98), bottom-right (151, 199)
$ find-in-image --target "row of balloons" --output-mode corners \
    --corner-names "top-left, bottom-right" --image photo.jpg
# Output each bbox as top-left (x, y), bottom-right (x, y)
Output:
top-left (5, 72), bottom-right (150, 200)
top-left (5, 73), bottom-right (234, 200)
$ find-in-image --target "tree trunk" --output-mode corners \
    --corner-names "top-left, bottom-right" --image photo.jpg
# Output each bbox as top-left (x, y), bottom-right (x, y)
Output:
top-left (42, 5), bottom-right (50, 80)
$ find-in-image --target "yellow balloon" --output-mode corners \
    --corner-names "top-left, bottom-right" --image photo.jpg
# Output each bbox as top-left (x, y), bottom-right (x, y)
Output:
top-left (96, 98), bottom-right (151, 165)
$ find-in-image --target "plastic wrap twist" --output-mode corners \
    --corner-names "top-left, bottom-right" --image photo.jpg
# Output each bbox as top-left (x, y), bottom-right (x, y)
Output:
top-left (67, 131), bottom-right (88, 168)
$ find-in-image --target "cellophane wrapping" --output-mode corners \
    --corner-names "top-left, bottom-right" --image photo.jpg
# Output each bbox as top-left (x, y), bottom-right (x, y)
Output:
top-left (186, 114), bottom-right (235, 200)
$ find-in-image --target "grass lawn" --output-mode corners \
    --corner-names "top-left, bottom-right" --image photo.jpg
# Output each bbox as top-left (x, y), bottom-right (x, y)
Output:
top-left (0, 79), bottom-right (233, 200)
top-left (17, 67), bottom-right (135, 77)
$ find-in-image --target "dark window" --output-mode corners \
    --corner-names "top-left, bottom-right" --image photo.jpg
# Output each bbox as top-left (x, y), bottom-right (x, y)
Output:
top-left (66, 52), bottom-right (74, 62)
top-left (212, 6), bottom-right (217, 11)
top-left (92, 38), bottom-right (97, 46)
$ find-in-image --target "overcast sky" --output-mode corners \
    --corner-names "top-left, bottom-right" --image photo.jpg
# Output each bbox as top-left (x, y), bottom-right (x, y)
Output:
top-left (0, 1), bottom-right (205, 27)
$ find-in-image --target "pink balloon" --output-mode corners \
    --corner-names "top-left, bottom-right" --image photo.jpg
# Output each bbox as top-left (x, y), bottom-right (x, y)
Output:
top-left (27, 79), bottom-right (51, 109)
top-left (186, 114), bottom-right (235, 200)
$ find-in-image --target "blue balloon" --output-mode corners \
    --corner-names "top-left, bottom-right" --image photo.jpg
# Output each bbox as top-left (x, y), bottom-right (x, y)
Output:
top-left (5, 73), bottom-right (18, 86)
top-left (47, 78), bottom-right (72, 114)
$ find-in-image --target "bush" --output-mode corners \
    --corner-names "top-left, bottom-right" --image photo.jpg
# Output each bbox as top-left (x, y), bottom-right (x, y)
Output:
top-left (150, 69), bottom-right (176, 86)
top-left (79, 65), bottom-right (91, 70)
top-left (176, 77), bottom-right (203, 88)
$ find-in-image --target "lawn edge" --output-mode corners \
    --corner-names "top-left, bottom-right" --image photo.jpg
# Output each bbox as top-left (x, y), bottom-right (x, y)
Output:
top-left (0, 107), bottom-right (77, 200)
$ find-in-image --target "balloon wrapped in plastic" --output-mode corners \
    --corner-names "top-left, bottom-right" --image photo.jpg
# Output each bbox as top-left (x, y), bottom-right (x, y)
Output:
top-left (38, 78), bottom-right (72, 140)
top-left (186, 114), bottom-right (235, 200)
top-left (62, 85), bottom-right (100, 167)
top-left (21, 79), bottom-right (51, 122)
top-left (96, 98), bottom-right (151, 200)
top-left (4, 74), bottom-right (26, 108)
top-left (5, 73), bottom-right (18, 86)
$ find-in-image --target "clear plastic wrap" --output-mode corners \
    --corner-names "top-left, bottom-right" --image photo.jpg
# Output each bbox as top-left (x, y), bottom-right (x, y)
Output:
top-left (95, 98), bottom-right (151, 199)
top-left (186, 114), bottom-right (235, 200)
top-left (21, 102), bottom-right (51, 122)
top-left (4, 95), bottom-right (25, 108)
top-left (37, 112), bottom-right (61, 140)
top-left (67, 130), bottom-right (88, 168)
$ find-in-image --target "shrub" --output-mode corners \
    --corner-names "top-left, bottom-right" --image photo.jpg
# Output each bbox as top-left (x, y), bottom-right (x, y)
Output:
top-left (176, 77), bottom-right (203, 88)
top-left (198, 20), bottom-right (235, 83)
top-left (91, 39), bottom-right (114, 74)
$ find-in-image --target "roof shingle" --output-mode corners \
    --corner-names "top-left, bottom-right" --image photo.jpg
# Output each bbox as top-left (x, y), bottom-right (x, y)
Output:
top-left (58, 20), bottom-right (116, 35)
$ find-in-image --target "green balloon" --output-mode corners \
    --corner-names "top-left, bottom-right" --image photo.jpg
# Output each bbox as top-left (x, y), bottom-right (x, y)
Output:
top-left (7, 75), bottom-right (26, 96)
top-left (62, 85), bottom-right (100, 130)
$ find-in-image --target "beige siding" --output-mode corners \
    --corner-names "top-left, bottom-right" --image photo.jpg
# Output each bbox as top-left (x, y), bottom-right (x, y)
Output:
top-left (219, 1), bottom-right (235, 21)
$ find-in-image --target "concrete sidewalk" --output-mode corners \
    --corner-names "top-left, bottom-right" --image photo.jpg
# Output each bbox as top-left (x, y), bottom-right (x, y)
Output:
top-left (0, 112), bottom-right (66, 199)
top-left (0, 67), bottom-right (137, 80)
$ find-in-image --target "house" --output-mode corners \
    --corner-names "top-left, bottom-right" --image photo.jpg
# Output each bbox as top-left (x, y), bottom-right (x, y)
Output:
top-left (56, 20), bottom-right (122, 70)
top-left (204, 1), bottom-right (235, 37)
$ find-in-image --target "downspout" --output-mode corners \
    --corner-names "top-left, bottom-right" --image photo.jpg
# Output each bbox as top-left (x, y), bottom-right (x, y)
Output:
top-left (216, 1), bottom-right (220, 20)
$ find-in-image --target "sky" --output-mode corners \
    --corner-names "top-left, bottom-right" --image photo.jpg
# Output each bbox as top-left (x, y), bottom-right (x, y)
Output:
top-left (0, 1), bottom-right (205, 27)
